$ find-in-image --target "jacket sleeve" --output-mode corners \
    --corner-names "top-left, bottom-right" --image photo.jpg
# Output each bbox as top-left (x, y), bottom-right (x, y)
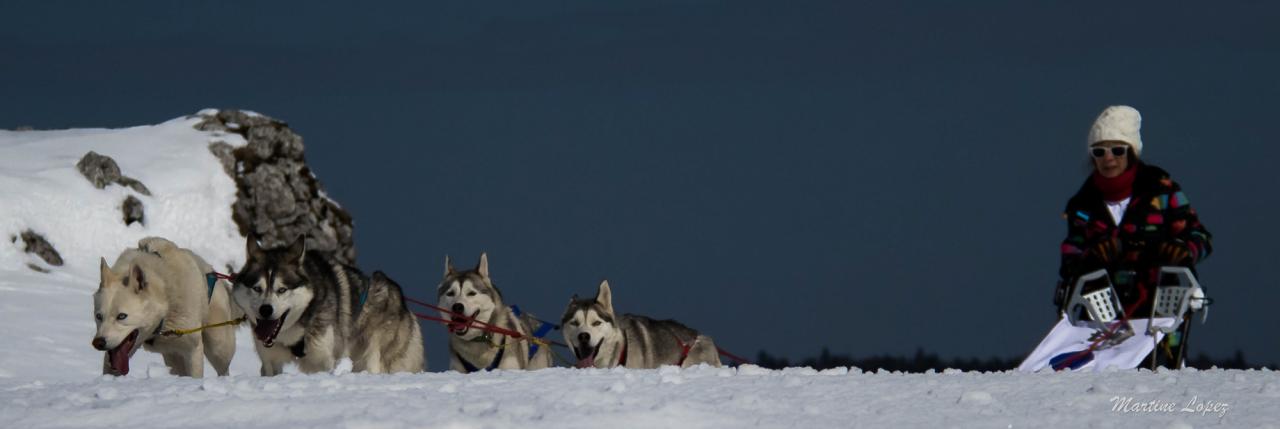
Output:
top-left (1055, 205), bottom-right (1095, 308)
top-left (1058, 205), bottom-right (1093, 280)
top-left (1158, 176), bottom-right (1213, 265)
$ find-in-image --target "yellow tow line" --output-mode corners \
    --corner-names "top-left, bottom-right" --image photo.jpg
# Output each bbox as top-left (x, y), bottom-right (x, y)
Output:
top-left (159, 317), bottom-right (246, 337)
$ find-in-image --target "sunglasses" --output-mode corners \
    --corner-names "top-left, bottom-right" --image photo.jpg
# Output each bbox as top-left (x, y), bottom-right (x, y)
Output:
top-left (1090, 146), bottom-right (1128, 158)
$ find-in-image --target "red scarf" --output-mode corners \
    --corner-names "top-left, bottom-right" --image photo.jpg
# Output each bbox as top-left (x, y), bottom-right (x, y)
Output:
top-left (1092, 166), bottom-right (1136, 202)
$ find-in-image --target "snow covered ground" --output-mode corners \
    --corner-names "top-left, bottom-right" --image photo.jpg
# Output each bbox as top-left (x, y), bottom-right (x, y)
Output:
top-left (3, 363), bottom-right (1277, 429)
top-left (2, 113), bottom-right (1277, 428)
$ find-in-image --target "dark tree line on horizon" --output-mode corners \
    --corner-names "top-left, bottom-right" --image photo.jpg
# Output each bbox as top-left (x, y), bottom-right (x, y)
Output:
top-left (752, 348), bottom-right (1275, 372)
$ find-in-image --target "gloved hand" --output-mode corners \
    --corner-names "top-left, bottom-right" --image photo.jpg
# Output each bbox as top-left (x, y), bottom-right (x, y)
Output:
top-left (1188, 286), bottom-right (1207, 311)
top-left (1083, 237), bottom-right (1121, 265)
top-left (1158, 242), bottom-right (1192, 266)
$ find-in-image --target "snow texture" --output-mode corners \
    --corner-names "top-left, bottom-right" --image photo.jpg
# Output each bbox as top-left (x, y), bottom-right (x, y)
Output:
top-left (1, 114), bottom-right (1276, 428)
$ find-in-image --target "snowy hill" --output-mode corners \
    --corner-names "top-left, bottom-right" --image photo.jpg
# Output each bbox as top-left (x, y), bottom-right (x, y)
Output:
top-left (1, 113), bottom-right (1277, 428)
top-left (0, 112), bottom-right (253, 380)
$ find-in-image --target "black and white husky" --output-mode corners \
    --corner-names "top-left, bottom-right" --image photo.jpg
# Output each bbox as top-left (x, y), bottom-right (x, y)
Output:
top-left (436, 253), bottom-right (552, 372)
top-left (562, 280), bottom-right (722, 369)
top-left (231, 236), bottom-right (424, 375)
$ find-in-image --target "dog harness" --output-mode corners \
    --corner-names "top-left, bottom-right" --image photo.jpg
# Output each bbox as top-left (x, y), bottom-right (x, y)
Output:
top-left (672, 334), bottom-right (693, 366)
top-left (510, 305), bottom-right (557, 360)
top-left (608, 332), bottom-right (691, 367)
top-left (457, 335), bottom-right (508, 373)
top-left (204, 273), bottom-right (219, 301)
top-left (617, 337), bottom-right (628, 367)
top-left (613, 332), bottom-right (691, 367)
top-left (289, 339), bottom-right (307, 358)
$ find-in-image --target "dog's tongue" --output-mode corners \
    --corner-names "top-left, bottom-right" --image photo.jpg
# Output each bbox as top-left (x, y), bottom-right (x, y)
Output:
top-left (575, 355), bottom-right (595, 369)
top-left (110, 349), bottom-right (130, 375)
top-left (254, 318), bottom-right (282, 346)
top-left (449, 320), bottom-right (468, 334)
top-left (449, 310), bottom-right (479, 335)
top-left (107, 330), bottom-right (138, 376)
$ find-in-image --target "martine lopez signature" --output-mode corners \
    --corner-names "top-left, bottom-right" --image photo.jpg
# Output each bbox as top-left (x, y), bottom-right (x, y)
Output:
top-left (1110, 396), bottom-right (1230, 418)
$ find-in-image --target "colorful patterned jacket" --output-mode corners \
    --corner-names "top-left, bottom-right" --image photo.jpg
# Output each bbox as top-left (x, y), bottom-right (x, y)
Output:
top-left (1057, 162), bottom-right (1212, 315)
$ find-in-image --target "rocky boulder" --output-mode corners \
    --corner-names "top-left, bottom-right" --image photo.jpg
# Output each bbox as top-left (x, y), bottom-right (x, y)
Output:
top-left (75, 151), bottom-right (121, 189)
top-left (122, 195), bottom-right (144, 226)
top-left (18, 230), bottom-right (63, 270)
top-left (199, 110), bottom-right (356, 265)
top-left (75, 151), bottom-right (151, 196)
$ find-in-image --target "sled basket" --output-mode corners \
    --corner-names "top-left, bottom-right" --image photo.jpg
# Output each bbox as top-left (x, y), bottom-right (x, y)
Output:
top-left (1149, 266), bottom-right (1205, 332)
top-left (1065, 269), bottom-right (1124, 327)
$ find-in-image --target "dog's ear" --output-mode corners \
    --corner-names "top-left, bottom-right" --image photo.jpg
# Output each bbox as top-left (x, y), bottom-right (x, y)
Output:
top-left (596, 280), bottom-right (613, 314)
top-left (444, 255), bottom-right (455, 277)
top-left (477, 252), bottom-right (490, 278)
top-left (98, 257), bottom-right (113, 287)
top-left (286, 235), bottom-right (306, 265)
top-left (130, 265), bottom-right (147, 292)
top-left (246, 234), bottom-right (264, 258)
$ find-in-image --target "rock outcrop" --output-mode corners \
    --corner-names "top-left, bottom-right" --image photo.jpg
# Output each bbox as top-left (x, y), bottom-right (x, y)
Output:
top-left (18, 230), bottom-right (63, 269)
top-left (122, 195), bottom-right (144, 226)
top-left (76, 151), bottom-right (151, 196)
top-left (199, 110), bottom-right (356, 265)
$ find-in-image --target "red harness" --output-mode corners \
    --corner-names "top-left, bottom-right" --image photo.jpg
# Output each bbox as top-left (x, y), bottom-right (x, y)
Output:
top-left (616, 334), bottom-right (692, 366)
top-left (673, 335), bottom-right (693, 366)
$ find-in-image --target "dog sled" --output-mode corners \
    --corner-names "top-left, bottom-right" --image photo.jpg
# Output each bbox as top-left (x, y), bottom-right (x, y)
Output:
top-left (1019, 267), bottom-right (1210, 372)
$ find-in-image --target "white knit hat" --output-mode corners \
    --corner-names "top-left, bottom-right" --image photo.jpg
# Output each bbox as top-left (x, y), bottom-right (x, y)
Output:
top-left (1087, 105), bottom-right (1143, 156)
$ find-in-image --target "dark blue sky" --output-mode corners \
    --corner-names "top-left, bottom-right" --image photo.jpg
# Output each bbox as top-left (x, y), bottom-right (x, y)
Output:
top-left (4, 1), bottom-right (1277, 371)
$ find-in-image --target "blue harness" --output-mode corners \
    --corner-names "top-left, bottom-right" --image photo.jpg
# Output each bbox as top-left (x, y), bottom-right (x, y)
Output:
top-left (456, 306), bottom-right (558, 372)
top-left (356, 284), bottom-right (369, 315)
top-left (510, 305), bottom-right (558, 358)
top-left (204, 273), bottom-right (219, 301)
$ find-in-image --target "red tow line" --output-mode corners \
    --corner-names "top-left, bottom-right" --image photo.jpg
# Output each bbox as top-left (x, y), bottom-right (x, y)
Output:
top-left (716, 347), bottom-right (752, 366)
top-left (673, 335), bottom-right (754, 366)
top-left (402, 296), bottom-right (569, 348)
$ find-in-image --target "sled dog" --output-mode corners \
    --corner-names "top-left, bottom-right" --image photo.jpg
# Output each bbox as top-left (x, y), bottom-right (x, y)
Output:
top-left (562, 280), bottom-right (722, 369)
top-left (351, 271), bottom-right (426, 373)
top-left (437, 253), bottom-right (552, 372)
top-left (92, 237), bottom-right (238, 377)
top-left (232, 236), bottom-right (423, 375)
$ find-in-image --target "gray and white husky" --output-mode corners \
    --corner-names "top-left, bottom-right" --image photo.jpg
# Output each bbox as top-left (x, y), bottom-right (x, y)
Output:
top-left (437, 253), bottom-right (552, 372)
top-left (562, 280), bottom-right (722, 369)
top-left (231, 236), bottom-right (424, 375)
top-left (92, 237), bottom-right (238, 377)
top-left (351, 271), bottom-right (426, 374)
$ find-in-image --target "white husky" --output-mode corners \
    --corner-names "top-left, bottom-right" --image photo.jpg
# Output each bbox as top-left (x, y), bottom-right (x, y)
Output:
top-left (92, 237), bottom-right (238, 377)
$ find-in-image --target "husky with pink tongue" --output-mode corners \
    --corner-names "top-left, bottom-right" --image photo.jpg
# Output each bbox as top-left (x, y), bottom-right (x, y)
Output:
top-left (561, 280), bottom-right (722, 369)
top-left (231, 235), bottom-right (370, 376)
top-left (92, 237), bottom-right (238, 377)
